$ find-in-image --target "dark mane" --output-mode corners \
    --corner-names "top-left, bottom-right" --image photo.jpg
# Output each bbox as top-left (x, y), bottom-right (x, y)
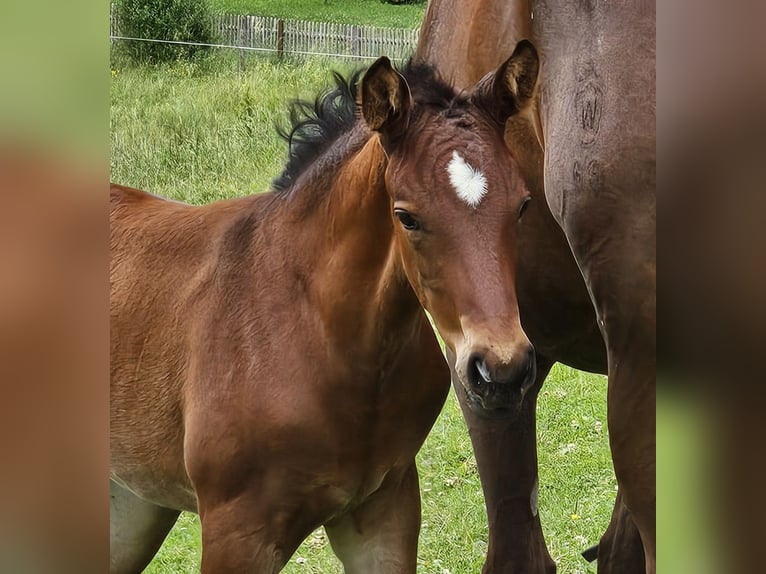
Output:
top-left (272, 70), bottom-right (362, 193)
top-left (402, 60), bottom-right (467, 111)
top-left (271, 60), bottom-right (465, 194)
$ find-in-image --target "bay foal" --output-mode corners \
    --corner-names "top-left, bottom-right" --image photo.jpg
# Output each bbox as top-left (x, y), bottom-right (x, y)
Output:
top-left (111, 45), bottom-right (540, 573)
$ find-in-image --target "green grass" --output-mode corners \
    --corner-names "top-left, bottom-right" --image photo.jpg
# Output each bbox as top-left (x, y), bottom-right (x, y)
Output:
top-left (112, 55), bottom-right (614, 574)
top-left (207, 0), bottom-right (426, 29)
top-left (110, 53), bottom-right (358, 201)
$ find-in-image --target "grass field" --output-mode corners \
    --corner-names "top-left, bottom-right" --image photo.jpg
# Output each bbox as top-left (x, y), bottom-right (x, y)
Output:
top-left (206, 0), bottom-right (426, 28)
top-left (111, 52), bottom-right (614, 573)
top-left (110, 54), bottom-right (342, 201)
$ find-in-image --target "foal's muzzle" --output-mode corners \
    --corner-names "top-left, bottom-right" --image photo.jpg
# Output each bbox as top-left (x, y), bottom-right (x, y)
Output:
top-left (462, 345), bottom-right (536, 418)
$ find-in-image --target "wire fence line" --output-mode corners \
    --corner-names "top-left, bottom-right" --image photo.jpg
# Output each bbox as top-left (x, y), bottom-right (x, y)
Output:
top-left (110, 8), bottom-right (419, 62)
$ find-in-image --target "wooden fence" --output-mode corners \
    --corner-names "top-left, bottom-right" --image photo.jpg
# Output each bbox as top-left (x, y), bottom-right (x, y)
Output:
top-left (110, 8), bottom-right (419, 61)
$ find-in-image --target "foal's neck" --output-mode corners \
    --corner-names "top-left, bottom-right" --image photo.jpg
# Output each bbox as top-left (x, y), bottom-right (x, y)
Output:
top-left (289, 133), bottom-right (422, 352)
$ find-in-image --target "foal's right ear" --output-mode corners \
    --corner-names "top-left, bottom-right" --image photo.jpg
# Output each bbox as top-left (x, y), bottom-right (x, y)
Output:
top-left (360, 56), bottom-right (412, 142)
top-left (471, 39), bottom-right (539, 125)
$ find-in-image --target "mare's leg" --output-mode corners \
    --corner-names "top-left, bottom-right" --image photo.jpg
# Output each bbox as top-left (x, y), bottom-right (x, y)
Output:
top-left (604, 317), bottom-right (656, 573)
top-left (109, 479), bottom-right (180, 574)
top-left (544, 150), bottom-right (656, 572)
top-left (596, 489), bottom-right (646, 574)
top-left (325, 464), bottom-right (421, 574)
top-left (451, 349), bottom-right (556, 574)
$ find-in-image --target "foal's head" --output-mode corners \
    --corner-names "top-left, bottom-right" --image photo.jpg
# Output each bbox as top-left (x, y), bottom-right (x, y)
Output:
top-left (360, 41), bottom-right (540, 417)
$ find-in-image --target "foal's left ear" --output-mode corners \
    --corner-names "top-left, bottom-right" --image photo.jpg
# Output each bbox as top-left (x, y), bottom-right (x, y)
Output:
top-left (471, 39), bottom-right (540, 125)
top-left (360, 56), bottom-right (412, 141)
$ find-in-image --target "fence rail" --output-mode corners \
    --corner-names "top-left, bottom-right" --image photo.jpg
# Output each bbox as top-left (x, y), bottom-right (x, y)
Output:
top-left (110, 7), bottom-right (419, 61)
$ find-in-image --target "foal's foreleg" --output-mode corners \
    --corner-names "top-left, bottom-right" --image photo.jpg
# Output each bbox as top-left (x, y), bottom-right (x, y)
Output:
top-left (451, 351), bottom-right (556, 574)
top-left (109, 479), bottom-right (180, 574)
top-left (325, 464), bottom-right (421, 574)
top-left (197, 492), bottom-right (304, 574)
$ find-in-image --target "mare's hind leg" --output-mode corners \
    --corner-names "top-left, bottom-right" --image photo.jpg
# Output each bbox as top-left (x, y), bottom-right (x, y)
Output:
top-left (596, 489), bottom-right (646, 574)
top-left (110, 479), bottom-right (180, 574)
top-left (450, 348), bottom-right (556, 574)
top-left (325, 464), bottom-right (420, 574)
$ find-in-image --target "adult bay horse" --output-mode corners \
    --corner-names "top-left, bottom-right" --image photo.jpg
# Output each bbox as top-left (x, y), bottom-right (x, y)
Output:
top-left (415, 1), bottom-right (655, 573)
top-left (110, 46), bottom-right (541, 574)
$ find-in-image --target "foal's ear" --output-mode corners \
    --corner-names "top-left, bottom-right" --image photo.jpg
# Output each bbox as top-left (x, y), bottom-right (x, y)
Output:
top-left (360, 56), bottom-right (412, 140)
top-left (471, 39), bottom-right (539, 125)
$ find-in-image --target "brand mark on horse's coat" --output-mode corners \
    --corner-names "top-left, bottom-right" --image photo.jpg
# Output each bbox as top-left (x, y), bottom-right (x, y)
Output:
top-left (448, 151), bottom-right (487, 208)
top-left (572, 158), bottom-right (604, 193)
top-left (575, 63), bottom-right (603, 146)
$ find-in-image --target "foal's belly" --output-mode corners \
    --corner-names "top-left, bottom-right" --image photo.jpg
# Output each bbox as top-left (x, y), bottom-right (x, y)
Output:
top-left (110, 468), bottom-right (199, 512)
top-left (110, 371), bottom-right (198, 511)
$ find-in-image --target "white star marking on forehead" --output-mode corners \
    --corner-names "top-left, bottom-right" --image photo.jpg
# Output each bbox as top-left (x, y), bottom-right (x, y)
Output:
top-left (447, 151), bottom-right (487, 208)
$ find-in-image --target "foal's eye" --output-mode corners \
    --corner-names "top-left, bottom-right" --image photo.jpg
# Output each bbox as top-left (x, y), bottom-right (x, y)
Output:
top-left (518, 197), bottom-right (532, 219)
top-left (394, 208), bottom-right (420, 231)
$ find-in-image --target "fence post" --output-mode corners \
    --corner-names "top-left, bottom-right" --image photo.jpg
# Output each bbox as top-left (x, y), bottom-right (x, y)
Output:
top-left (238, 15), bottom-right (244, 73)
top-left (277, 19), bottom-right (284, 58)
top-left (351, 25), bottom-right (360, 57)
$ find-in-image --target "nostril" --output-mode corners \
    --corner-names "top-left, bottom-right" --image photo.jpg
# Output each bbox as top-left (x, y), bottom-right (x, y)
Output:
top-left (521, 347), bottom-right (537, 391)
top-left (475, 356), bottom-right (492, 384)
top-left (526, 349), bottom-right (534, 375)
top-left (467, 352), bottom-right (491, 388)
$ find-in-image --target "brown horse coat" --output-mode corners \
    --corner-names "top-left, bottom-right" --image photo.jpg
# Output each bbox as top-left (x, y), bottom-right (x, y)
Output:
top-left (111, 50), bottom-right (541, 574)
top-left (415, 0), bottom-right (655, 572)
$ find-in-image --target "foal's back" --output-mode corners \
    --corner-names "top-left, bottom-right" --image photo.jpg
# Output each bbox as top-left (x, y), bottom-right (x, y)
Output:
top-left (110, 184), bottom-right (281, 510)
